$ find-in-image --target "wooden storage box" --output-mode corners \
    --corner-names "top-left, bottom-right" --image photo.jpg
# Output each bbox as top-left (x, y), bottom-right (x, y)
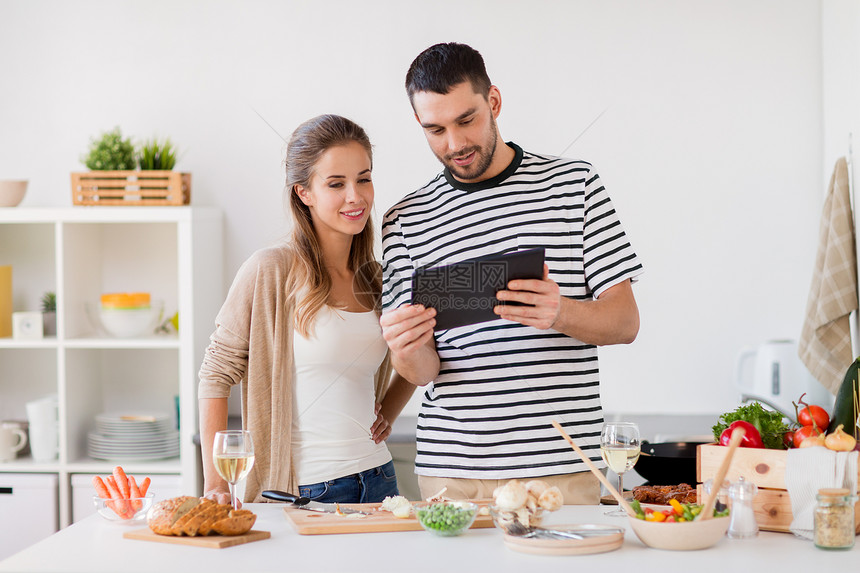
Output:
top-left (71, 171), bottom-right (191, 206)
top-left (697, 444), bottom-right (860, 533)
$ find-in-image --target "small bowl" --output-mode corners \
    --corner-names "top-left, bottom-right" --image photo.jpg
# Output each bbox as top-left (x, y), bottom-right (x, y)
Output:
top-left (488, 504), bottom-right (546, 534)
top-left (0, 180), bottom-right (28, 207)
top-left (88, 300), bottom-right (163, 338)
top-left (94, 493), bottom-right (154, 525)
top-left (628, 515), bottom-right (730, 550)
top-left (413, 501), bottom-right (479, 537)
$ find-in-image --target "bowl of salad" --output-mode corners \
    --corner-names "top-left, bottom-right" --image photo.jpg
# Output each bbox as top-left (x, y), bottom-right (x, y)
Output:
top-left (628, 499), bottom-right (730, 550)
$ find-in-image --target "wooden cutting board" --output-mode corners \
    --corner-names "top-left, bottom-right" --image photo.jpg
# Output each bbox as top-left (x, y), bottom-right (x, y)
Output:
top-left (283, 501), bottom-right (495, 535)
top-left (123, 528), bottom-right (271, 548)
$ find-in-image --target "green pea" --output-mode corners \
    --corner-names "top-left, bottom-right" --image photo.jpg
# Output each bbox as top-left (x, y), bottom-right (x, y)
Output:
top-left (417, 503), bottom-right (476, 536)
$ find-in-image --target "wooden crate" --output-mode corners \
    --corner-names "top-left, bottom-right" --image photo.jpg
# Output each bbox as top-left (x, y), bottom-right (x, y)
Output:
top-left (697, 444), bottom-right (860, 533)
top-left (71, 171), bottom-right (191, 206)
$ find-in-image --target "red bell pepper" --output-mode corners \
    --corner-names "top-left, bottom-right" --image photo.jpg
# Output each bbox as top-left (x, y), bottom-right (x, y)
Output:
top-left (719, 420), bottom-right (764, 448)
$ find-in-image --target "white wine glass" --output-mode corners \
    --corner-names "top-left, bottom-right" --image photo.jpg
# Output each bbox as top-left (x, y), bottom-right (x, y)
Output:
top-left (213, 430), bottom-right (255, 511)
top-left (600, 422), bottom-right (640, 516)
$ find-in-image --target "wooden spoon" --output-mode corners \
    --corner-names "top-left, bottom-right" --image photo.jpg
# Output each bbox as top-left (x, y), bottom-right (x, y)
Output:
top-left (697, 426), bottom-right (745, 521)
top-left (551, 420), bottom-right (637, 518)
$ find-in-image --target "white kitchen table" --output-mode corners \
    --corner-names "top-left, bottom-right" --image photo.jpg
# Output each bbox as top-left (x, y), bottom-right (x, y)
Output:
top-left (1, 503), bottom-right (855, 572)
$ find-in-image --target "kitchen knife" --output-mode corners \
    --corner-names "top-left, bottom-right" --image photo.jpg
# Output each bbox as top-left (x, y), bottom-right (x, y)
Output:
top-left (261, 490), bottom-right (371, 515)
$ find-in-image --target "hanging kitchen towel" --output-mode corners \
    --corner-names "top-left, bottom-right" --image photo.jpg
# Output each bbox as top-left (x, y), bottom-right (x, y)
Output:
top-left (799, 157), bottom-right (858, 394)
top-left (785, 448), bottom-right (858, 540)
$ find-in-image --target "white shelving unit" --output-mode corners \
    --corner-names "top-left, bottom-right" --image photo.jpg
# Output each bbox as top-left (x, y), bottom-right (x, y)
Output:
top-left (0, 206), bottom-right (223, 529)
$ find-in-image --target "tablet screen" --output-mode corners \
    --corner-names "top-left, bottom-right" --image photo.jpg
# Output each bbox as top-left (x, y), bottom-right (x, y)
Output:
top-left (411, 248), bottom-right (545, 331)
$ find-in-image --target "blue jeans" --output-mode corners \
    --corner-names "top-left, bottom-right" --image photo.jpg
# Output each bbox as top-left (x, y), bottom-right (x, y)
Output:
top-left (298, 460), bottom-right (399, 504)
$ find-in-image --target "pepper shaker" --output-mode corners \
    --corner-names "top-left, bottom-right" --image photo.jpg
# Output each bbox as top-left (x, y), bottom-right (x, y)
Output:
top-left (703, 478), bottom-right (730, 513)
top-left (727, 476), bottom-right (758, 539)
top-left (814, 488), bottom-right (855, 550)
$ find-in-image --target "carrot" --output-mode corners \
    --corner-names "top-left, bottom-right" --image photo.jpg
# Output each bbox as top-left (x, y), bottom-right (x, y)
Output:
top-left (105, 476), bottom-right (130, 518)
top-left (128, 475), bottom-right (143, 511)
top-left (92, 476), bottom-right (111, 499)
top-left (129, 475), bottom-right (142, 498)
top-left (139, 477), bottom-right (151, 496)
top-left (113, 466), bottom-right (131, 500)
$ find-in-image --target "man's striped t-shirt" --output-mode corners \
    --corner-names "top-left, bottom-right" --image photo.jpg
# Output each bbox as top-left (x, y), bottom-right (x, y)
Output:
top-left (381, 143), bottom-right (644, 479)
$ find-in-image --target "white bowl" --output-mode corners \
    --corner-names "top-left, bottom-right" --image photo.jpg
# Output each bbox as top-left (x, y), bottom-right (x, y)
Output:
top-left (92, 301), bottom-right (163, 338)
top-left (0, 180), bottom-right (28, 207)
top-left (628, 515), bottom-right (730, 551)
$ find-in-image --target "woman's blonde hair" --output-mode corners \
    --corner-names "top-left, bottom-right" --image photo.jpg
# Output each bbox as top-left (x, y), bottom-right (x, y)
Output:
top-left (285, 114), bottom-right (380, 337)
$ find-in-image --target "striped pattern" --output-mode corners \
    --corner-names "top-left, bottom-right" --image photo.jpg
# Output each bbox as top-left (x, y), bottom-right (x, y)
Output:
top-left (381, 143), bottom-right (643, 479)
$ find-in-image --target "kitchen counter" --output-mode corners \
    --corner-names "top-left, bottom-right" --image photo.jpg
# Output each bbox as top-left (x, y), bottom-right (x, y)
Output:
top-left (1, 503), bottom-right (855, 572)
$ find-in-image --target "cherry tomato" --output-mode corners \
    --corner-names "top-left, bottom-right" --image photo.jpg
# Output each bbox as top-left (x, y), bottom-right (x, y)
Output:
top-left (793, 424), bottom-right (823, 448)
top-left (795, 393), bottom-right (830, 430)
top-left (798, 404), bottom-right (830, 430)
top-left (783, 430), bottom-right (795, 449)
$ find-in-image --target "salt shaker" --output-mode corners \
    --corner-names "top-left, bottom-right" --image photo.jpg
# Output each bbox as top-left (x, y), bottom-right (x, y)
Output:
top-left (727, 476), bottom-right (758, 539)
top-left (814, 488), bottom-right (855, 550)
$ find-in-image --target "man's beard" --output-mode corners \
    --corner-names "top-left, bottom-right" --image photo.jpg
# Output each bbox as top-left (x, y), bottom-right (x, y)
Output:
top-left (439, 115), bottom-right (498, 182)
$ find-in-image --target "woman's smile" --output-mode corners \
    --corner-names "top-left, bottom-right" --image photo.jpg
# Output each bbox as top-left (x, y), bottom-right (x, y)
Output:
top-left (340, 207), bottom-right (366, 221)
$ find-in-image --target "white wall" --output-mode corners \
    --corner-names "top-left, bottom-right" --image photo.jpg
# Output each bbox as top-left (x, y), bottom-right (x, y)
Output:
top-left (823, 0), bottom-right (860, 179)
top-left (822, 0), bottom-right (860, 360)
top-left (0, 0), bottom-right (827, 416)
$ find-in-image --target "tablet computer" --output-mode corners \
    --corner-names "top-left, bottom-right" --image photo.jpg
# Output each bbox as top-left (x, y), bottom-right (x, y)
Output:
top-left (411, 248), bottom-right (546, 331)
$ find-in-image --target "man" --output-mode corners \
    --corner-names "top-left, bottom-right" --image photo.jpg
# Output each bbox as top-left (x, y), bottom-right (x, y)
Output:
top-left (380, 42), bottom-right (643, 503)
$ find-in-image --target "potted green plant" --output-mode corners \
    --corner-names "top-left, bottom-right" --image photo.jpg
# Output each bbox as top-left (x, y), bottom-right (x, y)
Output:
top-left (137, 138), bottom-right (180, 200)
top-left (41, 291), bottom-right (56, 337)
top-left (138, 138), bottom-right (177, 171)
top-left (71, 128), bottom-right (191, 206)
top-left (81, 127), bottom-right (136, 171)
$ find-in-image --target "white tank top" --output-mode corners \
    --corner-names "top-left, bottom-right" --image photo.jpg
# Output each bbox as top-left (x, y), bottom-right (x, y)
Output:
top-left (291, 305), bottom-right (391, 484)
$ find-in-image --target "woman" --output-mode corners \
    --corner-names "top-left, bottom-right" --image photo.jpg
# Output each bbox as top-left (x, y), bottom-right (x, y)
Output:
top-left (198, 114), bottom-right (415, 505)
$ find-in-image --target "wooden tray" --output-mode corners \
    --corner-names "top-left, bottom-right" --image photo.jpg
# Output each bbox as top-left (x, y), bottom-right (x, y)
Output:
top-left (697, 444), bottom-right (860, 533)
top-left (123, 528), bottom-right (270, 548)
top-left (503, 524), bottom-right (624, 555)
top-left (283, 501), bottom-right (495, 535)
top-left (71, 171), bottom-right (191, 206)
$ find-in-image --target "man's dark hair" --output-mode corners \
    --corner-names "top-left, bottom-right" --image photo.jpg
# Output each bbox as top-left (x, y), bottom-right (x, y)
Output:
top-left (405, 42), bottom-right (492, 107)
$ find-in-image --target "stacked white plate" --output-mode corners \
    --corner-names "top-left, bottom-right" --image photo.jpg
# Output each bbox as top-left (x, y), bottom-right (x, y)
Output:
top-left (87, 412), bottom-right (179, 461)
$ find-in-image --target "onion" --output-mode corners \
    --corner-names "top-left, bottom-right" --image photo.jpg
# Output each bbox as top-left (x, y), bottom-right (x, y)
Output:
top-left (825, 424), bottom-right (857, 452)
top-left (799, 435), bottom-right (827, 448)
top-left (380, 495), bottom-right (412, 518)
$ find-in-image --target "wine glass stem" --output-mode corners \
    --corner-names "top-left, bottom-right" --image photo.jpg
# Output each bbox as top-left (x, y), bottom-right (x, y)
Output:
top-left (228, 482), bottom-right (238, 510)
top-left (617, 472), bottom-right (624, 500)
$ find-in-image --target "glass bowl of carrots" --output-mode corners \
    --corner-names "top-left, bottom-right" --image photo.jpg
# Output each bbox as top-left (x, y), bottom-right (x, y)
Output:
top-left (92, 467), bottom-right (154, 524)
top-left (93, 493), bottom-right (154, 524)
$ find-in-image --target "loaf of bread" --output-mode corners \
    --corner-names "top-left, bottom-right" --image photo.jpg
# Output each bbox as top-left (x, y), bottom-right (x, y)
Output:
top-left (147, 496), bottom-right (256, 536)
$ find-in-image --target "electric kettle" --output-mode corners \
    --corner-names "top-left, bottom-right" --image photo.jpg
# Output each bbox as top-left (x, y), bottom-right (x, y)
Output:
top-left (736, 339), bottom-right (834, 421)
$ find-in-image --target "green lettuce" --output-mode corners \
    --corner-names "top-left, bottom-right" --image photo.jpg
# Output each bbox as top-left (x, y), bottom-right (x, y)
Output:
top-left (712, 402), bottom-right (791, 449)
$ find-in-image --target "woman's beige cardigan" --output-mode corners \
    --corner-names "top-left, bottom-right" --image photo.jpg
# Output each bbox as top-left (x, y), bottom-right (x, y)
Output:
top-left (198, 246), bottom-right (393, 502)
